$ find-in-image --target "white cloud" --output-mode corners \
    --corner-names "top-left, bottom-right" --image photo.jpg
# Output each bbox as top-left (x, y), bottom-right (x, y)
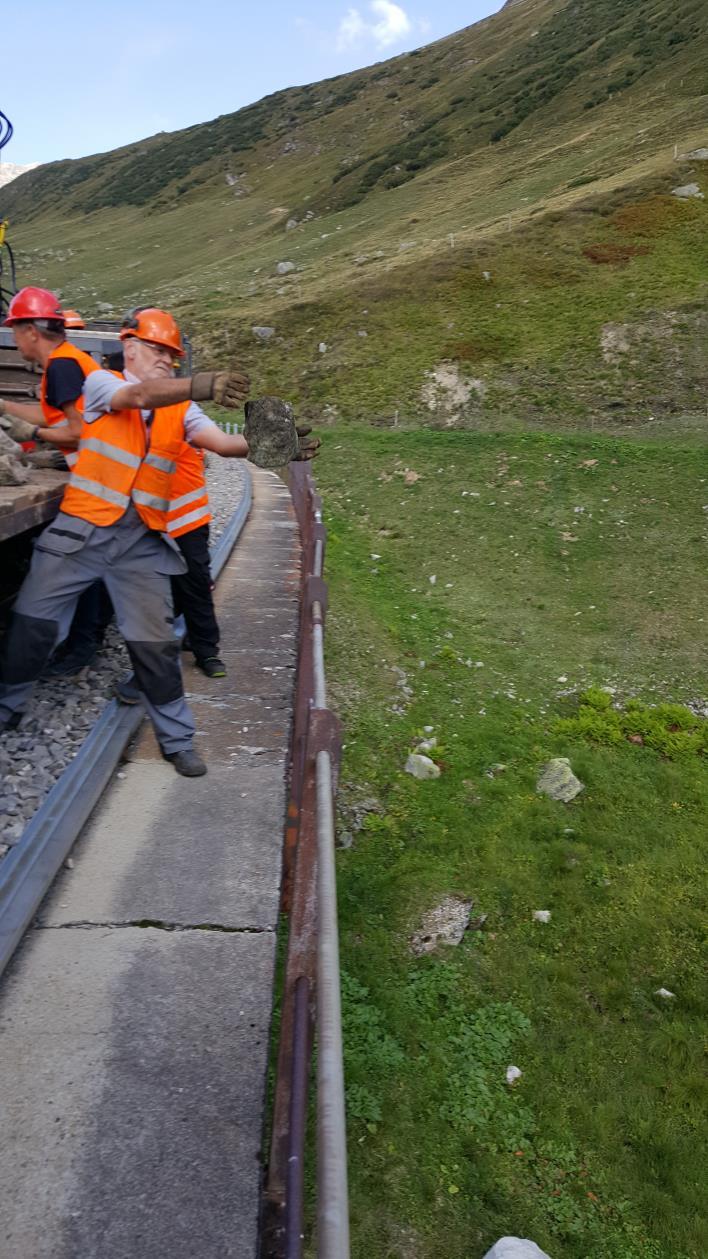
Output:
top-left (336, 1), bottom-right (412, 51)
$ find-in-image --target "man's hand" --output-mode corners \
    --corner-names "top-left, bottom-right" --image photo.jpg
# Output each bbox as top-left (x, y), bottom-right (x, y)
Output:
top-left (190, 371), bottom-right (251, 408)
top-left (25, 449), bottom-right (68, 471)
top-left (294, 423), bottom-right (321, 461)
top-left (0, 413), bottom-right (38, 443)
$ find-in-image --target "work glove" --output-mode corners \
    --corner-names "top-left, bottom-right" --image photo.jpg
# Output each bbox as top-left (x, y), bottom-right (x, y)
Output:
top-left (0, 413), bottom-right (39, 443)
top-left (25, 448), bottom-right (69, 471)
top-left (190, 370), bottom-right (251, 408)
top-left (295, 423), bottom-right (321, 461)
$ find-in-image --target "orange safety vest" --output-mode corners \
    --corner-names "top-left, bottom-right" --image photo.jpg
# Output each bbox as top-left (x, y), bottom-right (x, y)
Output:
top-left (61, 395), bottom-right (193, 531)
top-left (40, 342), bottom-right (100, 468)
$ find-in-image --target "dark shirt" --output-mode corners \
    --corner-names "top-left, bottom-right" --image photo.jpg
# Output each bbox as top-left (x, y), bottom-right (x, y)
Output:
top-left (44, 358), bottom-right (86, 410)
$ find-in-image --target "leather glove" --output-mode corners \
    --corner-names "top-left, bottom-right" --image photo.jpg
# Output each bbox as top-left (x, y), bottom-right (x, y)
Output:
top-left (25, 448), bottom-right (69, 471)
top-left (190, 370), bottom-right (251, 408)
top-left (0, 413), bottom-right (39, 443)
top-left (295, 423), bottom-right (321, 461)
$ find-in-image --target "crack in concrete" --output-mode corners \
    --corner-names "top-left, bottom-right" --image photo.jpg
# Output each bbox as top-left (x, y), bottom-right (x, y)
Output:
top-left (38, 919), bottom-right (275, 934)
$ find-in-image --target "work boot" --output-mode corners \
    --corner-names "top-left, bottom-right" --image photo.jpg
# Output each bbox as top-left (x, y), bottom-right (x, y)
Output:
top-left (115, 675), bottom-right (141, 704)
top-left (163, 748), bottom-right (207, 777)
top-left (197, 656), bottom-right (226, 678)
top-left (0, 711), bottom-right (22, 733)
top-left (45, 641), bottom-right (98, 677)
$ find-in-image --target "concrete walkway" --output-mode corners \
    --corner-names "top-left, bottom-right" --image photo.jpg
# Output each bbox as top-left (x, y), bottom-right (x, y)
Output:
top-left (0, 468), bottom-right (300, 1259)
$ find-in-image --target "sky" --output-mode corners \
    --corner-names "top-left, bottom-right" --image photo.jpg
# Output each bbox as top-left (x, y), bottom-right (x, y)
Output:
top-left (1, 0), bottom-right (503, 167)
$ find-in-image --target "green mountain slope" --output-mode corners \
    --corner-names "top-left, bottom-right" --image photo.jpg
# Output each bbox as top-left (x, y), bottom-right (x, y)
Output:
top-left (4, 0), bottom-right (708, 427)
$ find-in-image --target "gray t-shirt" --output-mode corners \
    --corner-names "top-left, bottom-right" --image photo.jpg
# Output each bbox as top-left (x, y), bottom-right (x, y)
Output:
top-left (82, 369), bottom-right (218, 444)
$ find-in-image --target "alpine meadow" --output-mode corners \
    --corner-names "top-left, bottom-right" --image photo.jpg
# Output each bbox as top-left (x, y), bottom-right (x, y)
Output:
top-left (4, 0), bottom-right (707, 1254)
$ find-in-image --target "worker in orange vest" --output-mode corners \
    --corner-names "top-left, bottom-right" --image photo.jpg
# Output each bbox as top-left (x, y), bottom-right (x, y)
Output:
top-left (120, 307), bottom-right (224, 678)
top-left (0, 289), bottom-right (115, 675)
top-left (0, 302), bottom-right (251, 776)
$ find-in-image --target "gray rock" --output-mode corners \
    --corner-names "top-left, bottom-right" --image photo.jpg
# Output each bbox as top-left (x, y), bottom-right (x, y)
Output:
top-left (275, 261), bottom-right (296, 275)
top-left (404, 753), bottom-right (440, 780)
top-left (251, 326), bottom-right (275, 341)
top-left (285, 218), bottom-right (299, 231)
top-left (677, 148), bottom-right (708, 160)
top-left (671, 183), bottom-right (704, 199)
top-left (483, 1238), bottom-right (551, 1259)
top-left (243, 397), bottom-right (299, 469)
top-left (537, 758), bottom-right (584, 803)
top-left (410, 896), bottom-right (472, 956)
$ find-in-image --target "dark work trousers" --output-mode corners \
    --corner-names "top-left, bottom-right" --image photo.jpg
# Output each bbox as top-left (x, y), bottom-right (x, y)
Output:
top-left (171, 524), bottom-right (220, 662)
top-left (0, 509), bottom-right (196, 754)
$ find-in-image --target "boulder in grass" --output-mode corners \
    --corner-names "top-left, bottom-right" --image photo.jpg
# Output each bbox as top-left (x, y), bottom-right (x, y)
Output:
top-left (243, 397), bottom-right (299, 468)
top-left (482, 1240), bottom-right (552, 1259)
top-left (410, 895), bottom-right (472, 956)
top-left (536, 758), bottom-right (584, 803)
top-left (405, 753), bottom-right (440, 779)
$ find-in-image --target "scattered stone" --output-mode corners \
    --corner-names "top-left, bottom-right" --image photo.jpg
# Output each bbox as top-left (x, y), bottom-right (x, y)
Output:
top-left (485, 763), bottom-right (507, 778)
top-left (533, 910), bottom-right (551, 924)
top-left (483, 1239), bottom-right (552, 1259)
top-left (285, 218), bottom-right (299, 231)
top-left (415, 737), bottom-right (437, 754)
top-left (318, 342), bottom-right (327, 353)
top-left (252, 325), bottom-right (276, 340)
top-left (671, 183), bottom-right (704, 199)
top-left (410, 895), bottom-right (472, 955)
top-left (537, 758), bottom-right (584, 803)
top-left (276, 260), bottom-right (296, 274)
top-left (405, 753), bottom-right (440, 780)
top-left (678, 147), bottom-right (708, 160)
top-left (337, 831), bottom-right (354, 850)
top-left (505, 1066), bottom-right (523, 1086)
top-left (64, 857), bottom-right (75, 870)
top-left (655, 987), bottom-right (675, 1000)
top-left (403, 470), bottom-right (420, 485)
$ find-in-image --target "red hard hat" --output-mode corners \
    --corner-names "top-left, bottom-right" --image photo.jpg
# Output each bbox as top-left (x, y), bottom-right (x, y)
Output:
top-left (63, 309), bottom-right (85, 329)
top-left (119, 307), bottom-right (184, 357)
top-left (3, 286), bottom-right (65, 326)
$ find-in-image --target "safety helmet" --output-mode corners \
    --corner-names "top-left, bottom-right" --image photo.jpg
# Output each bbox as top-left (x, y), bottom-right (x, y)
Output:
top-left (2, 286), bottom-right (65, 326)
top-left (119, 306), bottom-right (184, 357)
top-left (63, 309), bottom-right (85, 329)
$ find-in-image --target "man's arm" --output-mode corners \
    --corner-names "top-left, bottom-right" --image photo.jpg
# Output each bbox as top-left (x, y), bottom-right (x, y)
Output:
top-left (109, 370), bottom-right (250, 413)
top-left (0, 398), bottom-right (82, 446)
top-left (190, 427), bottom-right (249, 457)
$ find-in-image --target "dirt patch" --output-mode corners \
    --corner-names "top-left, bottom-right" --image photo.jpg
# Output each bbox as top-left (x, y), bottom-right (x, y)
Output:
top-left (582, 243), bottom-right (651, 266)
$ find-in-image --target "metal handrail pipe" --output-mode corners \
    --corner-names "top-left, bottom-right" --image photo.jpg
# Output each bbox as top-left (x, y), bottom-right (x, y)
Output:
top-left (313, 538), bottom-right (324, 578)
top-left (315, 748), bottom-right (350, 1259)
top-left (311, 618), bottom-right (327, 711)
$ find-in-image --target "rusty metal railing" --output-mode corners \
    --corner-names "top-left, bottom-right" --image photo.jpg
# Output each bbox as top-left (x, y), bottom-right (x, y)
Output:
top-left (262, 463), bottom-right (349, 1259)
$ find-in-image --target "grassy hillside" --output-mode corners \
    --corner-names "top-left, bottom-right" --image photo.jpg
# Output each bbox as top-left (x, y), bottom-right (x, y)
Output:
top-left (3, 0), bottom-right (707, 427)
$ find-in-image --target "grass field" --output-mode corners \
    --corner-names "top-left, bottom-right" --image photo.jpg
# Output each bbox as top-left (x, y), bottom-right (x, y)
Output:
top-left (313, 424), bottom-right (708, 1259)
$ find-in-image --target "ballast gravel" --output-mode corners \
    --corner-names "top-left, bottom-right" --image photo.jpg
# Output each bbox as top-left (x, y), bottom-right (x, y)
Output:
top-left (0, 458), bottom-right (250, 852)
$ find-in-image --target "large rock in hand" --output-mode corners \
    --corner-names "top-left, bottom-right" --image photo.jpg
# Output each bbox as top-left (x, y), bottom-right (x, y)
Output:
top-left (244, 397), bottom-right (299, 469)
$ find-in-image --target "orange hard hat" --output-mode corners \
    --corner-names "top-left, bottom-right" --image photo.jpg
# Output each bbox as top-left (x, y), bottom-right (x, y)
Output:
top-left (119, 306), bottom-right (184, 357)
top-left (63, 309), bottom-right (85, 329)
top-left (3, 286), bottom-right (65, 326)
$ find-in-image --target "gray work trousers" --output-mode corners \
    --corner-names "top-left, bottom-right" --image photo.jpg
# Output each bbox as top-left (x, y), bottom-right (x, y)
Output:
top-left (0, 508), bottom-right (196, 754)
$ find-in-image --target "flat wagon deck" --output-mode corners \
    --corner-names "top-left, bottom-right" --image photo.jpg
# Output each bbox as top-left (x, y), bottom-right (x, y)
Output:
top-left (0, 470), bottom-right (66, 542)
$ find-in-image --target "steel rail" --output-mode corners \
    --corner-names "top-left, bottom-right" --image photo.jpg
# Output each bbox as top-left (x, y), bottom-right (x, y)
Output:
top-left (0, 470), bottom-right (252, 979)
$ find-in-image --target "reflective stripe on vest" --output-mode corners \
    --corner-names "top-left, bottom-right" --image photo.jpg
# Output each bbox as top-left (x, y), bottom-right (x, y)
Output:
top-left (61, 393), bottom-right (191, 530)
top-left (165, 442), bottom-right (211, 538)
top-left (40, 342), bottom-right (100, 458)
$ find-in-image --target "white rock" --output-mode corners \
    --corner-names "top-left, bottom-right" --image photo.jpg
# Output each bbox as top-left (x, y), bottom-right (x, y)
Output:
top-left (423, 725), bottom-right (434, 733)
top-left (415, 737), bottom-right (437, 754)
top-left (429, 574), bottom-right (437, 584)
top-left (533, 910), bottom-right (551, 923)
top-left (483, 1239), bottom-right (552, 1259)
top-left (405, 753), bottom-right (440, 779)
top-left (276, 260), bottom-right (296, 274)
top-left (536, 758), bottom-right (584, 802)
top-left (671, 183), bottom-right (704, 199)
top-left (318, 342), bottom-right (327, 353)
top-left (505, 1066), bottom-right (522, 1085)
top-left (285, 217), bottom-right (299, 230)
top-left (655, 987), bottom-right (675, 999)
top-left (252, 325), bottom-right (275, 340)
top-left (410, 895), bottom-right (471, 955)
